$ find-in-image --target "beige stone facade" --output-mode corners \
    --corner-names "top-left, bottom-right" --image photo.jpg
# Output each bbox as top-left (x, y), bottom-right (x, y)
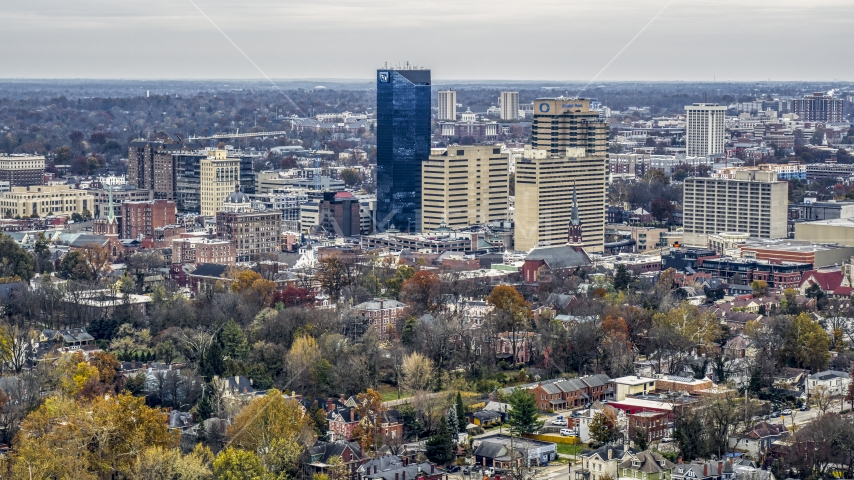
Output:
top-left (530, 98), bottom-right (608, 156)
top-left (0, 185), bottom-right (94, 218)
top-left (421, 145), bottom-right (509, 231)
top-left (514, 147), bottom-right (607, 252)
top-left (682, 170), bottom-right (787, 246)
top-left (200, 150), bottom-right (240, 217)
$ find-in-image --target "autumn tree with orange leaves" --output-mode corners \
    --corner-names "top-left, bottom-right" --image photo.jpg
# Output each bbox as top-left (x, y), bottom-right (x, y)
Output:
top-left (400, 270), bottom-right (441, 312)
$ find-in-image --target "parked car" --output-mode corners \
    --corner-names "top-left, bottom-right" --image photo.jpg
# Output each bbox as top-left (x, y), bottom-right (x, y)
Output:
top-left (661, 437), bottom-right (673, 443)
top-left (560, 428), bottom-right (575, 436)
top-left (800, 405), bottom-right (810, 411)
top-left (782, 409), bottom-right (793, 415)
top-left (771, 411), bottom-right (781, 418)
top-left (448, 466), bottom-right (461, 473)
top-left (552, 419), bottom-right (568, 426)
top-left (463, 468), bottom-right (470, 476)
top-left (484, 468), bottom-right (495, 476)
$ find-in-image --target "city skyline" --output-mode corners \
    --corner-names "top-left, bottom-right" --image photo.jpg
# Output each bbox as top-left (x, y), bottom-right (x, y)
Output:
top-left (4, 0), bottom-right (854, 81)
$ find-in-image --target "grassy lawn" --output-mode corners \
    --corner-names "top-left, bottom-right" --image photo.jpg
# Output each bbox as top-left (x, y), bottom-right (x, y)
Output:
top-left (376, 384), bottom-right (411, 402)
top-left (556, 444), bottom-right (585, 456)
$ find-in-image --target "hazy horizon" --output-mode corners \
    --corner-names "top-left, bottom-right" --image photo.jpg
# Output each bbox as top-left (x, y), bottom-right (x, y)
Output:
top-left (4, 0), bottom-right (854, 82)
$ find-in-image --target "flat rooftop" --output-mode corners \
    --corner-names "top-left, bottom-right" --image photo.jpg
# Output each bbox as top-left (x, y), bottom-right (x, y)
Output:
top-left (739, 240), bottom-right (853, 252)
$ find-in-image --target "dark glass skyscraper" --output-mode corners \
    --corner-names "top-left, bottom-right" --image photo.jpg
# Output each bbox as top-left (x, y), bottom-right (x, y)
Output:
top-left (376, 68), bottom-right (431, 232)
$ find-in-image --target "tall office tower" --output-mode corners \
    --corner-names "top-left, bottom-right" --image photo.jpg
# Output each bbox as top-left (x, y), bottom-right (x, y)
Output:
top-left (685, 103), bottom-right (727, 157)
top-left (175, 150), bottom-right (207, 212)
top-left (421, 145), bottom-right (509, 232)
top-left (438, 90), bottom-right (457, 121)
top-left (793, 92), bottom-right (844, 122)
top-left (200, 150), bottom-right (240, 217)
top-left (682, 170), bottom-right (787, 246)
top-left (514, 147), bottom-right (607, 252)
top-left (0, 155), bottom-right (45, 187)
top-left (376, 66), bottom-right (431, 232)
top-left (530, 98), bottom-right (608, 156)
top-left (500, 91), bottom-right (519, 120)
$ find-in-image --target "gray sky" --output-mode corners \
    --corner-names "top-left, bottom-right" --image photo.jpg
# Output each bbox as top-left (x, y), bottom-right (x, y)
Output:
top-left (3, 0), bottom-right (853, 81)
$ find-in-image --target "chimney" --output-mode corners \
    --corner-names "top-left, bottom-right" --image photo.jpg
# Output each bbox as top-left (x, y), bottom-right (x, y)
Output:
top-left (396, 474), bottom-right (399, 480)
top-left (718, 462), bottom-right (723, 476)
top-left (403, 472), bottom-right (406, 480)
top-left (704, 464), bottom-right (708, 477)
top-left (431, 465), bottom-right (435, 474)
top-left (608, 449), bottom-right (612, 460)
top-left (678, 458), bottom-right (682, 464)
top-left (340, 393), bottom-right (346, 403)
top-left (328, 398), bottom-right (335, 412)
top-left (351, 409), bottom-right (355, 422)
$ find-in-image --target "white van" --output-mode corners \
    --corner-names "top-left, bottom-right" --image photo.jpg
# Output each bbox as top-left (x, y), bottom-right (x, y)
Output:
top-left (560, 428), bottom-right (574, 436)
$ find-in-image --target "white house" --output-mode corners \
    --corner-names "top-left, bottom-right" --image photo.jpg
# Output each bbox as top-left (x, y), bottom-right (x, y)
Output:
top-left (805, 370), bottom-right (851, 396)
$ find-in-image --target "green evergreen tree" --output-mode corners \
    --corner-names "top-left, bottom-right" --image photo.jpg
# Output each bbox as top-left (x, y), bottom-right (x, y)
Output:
top-left (455, 392), bottom-right (467, 432)
top-left (506, 388), bottom-right (544, 436)
top-left (220, 318), bottom-right (249, 359)
top-left (613, 264), bottom-right (633, 291)
top-left (201, 341), bottom-right (225, 381)
top-left (401, 316), bottom-right (417, 344)
top-left (196, 386), bottom-right (214, 421)
top-left (446, 405), bottom-right (459, 440)
top-left (425, 416), bottom-right (455, 465)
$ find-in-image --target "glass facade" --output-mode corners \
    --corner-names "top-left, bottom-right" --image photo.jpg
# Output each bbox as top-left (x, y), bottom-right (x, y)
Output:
top-left (376, 68), bottom-right (431, 232)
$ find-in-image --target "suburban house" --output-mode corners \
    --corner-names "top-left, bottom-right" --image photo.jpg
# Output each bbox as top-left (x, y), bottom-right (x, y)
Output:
top-left (39, 328), bottom-right (96, 353)
top-left (672, 461), bottom-right (730, 480)
top-left (306, 440), bottom-right (367, 480)
top-left (471, 410), bottom-right (501, 427)
top-left (618, 450), bottom-right (676, 480)
top-left (805, 370), bottom-right (851, 396)
top-left (576, 445), bottom-right (638, 480)
top-left (359, 456), bottom-right (444, 480)
top-left (326, 397), bottom-right (403, 442)
top-left (727, 422), bottom-right (788, 458)
top-left (496, 332), bottom-right (537, 363)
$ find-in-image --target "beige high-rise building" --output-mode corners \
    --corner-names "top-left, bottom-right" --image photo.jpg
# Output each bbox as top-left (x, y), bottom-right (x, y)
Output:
top-left (438, 90), bottom-right (457, 121)
top-left (685, 103), bottom-right (727, 157)
top-left (200, 150), bottom-right (240, 217)
top-left (514, 147), bottom-right (607, 252)
top-left (682, 170), bottom-right (787, 246)
top-left (500, 91), bottom-right (519, 120)
top-left (530, 98), bottom-right (608, 156)
top-left (421, 145), bottom-right (509, 231)
top-left (0, 184), bottom-right (94, 218)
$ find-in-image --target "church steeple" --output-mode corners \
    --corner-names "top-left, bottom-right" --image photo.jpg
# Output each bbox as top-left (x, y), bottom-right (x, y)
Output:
top-left (107, 184), bottom-right (116, 224)
top-left (568, 181), bottom-right (583, 245)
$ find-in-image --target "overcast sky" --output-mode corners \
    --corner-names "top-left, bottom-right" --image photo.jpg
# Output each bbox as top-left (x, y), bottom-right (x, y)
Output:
top-left (3, 0), bottom-right (853, 81)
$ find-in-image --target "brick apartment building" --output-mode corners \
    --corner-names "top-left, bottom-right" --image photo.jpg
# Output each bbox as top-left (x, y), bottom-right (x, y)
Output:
top-left (216, 211), bottom-right (282, 262)
top-left (172, 237), bottom-right (236, 266)
top-left (353, 299), bottom-right (408, 339)
top-left (516, 374), bottom-right (615, 411)
top-left (628, 411), bottom-right (669, 443)
top-left (121, 200), bottom-right (177, 240)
